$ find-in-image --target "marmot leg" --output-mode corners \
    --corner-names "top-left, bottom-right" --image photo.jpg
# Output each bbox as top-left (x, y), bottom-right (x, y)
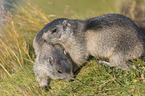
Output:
top-left (109, 54), bottom-right (131, 70)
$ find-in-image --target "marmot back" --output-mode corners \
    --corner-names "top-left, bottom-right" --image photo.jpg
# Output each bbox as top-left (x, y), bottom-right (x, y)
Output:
top-left (42, 14), bottom-right (145, 70)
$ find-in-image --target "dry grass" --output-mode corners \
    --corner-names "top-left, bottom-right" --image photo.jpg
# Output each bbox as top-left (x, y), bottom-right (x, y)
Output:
top-left (0, 1), bottom-right (56, 78)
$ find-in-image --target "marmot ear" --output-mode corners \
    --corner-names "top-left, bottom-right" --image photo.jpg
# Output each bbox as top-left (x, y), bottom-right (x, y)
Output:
top-left (62, 20), bottom-right (68, 27)
top-left (62, 20), bottom-right (71, 30)
top-left (48, 56), bottom-right (54, 66)
top-left (63, 50), bottom-right (66, 55)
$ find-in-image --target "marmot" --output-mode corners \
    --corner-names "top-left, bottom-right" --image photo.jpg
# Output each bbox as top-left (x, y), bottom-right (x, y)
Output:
top-left (42, 14), bottom-right (145, 70)
top-left (33, 29), bottom-right (78, 88)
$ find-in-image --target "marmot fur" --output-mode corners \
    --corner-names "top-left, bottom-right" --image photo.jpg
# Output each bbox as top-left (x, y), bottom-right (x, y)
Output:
top-left (42, 14), bottom-right (145, 70)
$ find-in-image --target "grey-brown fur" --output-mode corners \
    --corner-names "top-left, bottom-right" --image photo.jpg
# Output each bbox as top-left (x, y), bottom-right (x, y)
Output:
top-left (33, 29), bottom-right (77, 88)
top-left (42, 14), bottom-right (145, 70)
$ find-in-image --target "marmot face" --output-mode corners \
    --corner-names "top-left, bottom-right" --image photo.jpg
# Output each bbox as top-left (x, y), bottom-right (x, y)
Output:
top-left (36, 44), bottom-right (74, 81)
top-left (42, 18), bottom-right (73, 44)
top-left (46, 52), bottom-right (74, 81)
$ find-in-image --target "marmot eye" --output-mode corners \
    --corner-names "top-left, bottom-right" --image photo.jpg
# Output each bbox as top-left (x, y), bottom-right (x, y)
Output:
top-left (58, 70), bottom-right (62, 74)
top-left (52, 28), bottom-right (57, 33)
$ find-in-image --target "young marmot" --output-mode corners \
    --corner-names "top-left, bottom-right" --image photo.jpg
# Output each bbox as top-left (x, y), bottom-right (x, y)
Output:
top-left (42, 14), bottom-right (145, 70)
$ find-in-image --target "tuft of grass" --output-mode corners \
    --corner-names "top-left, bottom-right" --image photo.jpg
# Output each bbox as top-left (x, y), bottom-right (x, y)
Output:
top-left (0, 1), bottom-right (56, 78)
top-left (0, 21), bottom-right (29, 77)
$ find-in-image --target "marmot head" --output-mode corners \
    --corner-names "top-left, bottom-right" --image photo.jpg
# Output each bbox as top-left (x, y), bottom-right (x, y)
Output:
top-left (47, 56), bottom-right (73, 81)
top-left (41, 47), bottom-right (74, 81)
top-left (42, 18), bottom-right (73, 44)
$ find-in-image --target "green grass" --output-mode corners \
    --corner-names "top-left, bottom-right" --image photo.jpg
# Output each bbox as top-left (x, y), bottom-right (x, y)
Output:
top-left (0, 0), bottom-right (145, 95)
top-left (0, 60), bottom-right (145, 95)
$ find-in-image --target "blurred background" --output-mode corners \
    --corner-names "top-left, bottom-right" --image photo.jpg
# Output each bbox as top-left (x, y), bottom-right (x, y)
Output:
top-left (1, 0), bottom-right (119, 18)
top-left (0, 0), bottom-right (145, 30)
